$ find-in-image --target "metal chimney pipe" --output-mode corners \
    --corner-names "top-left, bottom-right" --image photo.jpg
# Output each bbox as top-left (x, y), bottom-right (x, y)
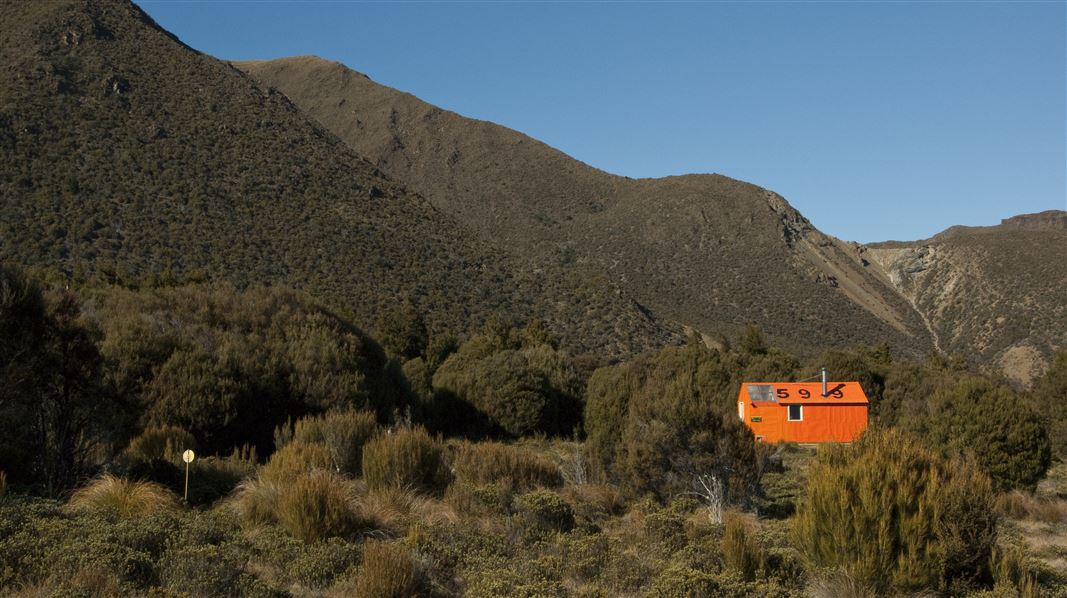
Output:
top-left (821, 367), bottom-right (828, 397)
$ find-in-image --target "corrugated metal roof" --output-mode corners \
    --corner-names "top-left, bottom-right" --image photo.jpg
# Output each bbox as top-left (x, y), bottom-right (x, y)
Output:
top-left (739, 381), bottom-right (869, 405)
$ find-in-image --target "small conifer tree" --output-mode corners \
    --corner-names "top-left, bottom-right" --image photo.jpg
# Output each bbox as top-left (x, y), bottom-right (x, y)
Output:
top-left (793, 428), bottom-right (997, 594)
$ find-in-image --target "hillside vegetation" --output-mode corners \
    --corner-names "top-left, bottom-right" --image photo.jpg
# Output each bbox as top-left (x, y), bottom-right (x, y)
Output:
top-left (237, 56), bottom-right (934, 359)
top-left (1, 264), bottom-right (1063, 596)
top-left (0, 0), bottom-right (675, 361)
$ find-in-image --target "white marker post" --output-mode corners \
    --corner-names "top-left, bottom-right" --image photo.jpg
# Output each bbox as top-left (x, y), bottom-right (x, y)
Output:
top-left (182, 449), bottom-right (196, 503)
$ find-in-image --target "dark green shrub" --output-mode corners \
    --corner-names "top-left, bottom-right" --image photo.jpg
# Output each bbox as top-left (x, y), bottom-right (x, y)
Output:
top-left (361, 427), bottom-right (450, 495)
top-left (917, 378), bottom-right (1051, 492)
top-left (158, 543), bottom-right (257, 597)
top-left (286, 537), bottom-right (362, 589)
top-left (374, 304), bottom-right (428, 361)
top-left (452, 441), bottom-right (563, 491)
top-left (289, 410), bottom-right (378, 476)
top-left (1034, 351), bottom-right (1067, 457)
top-left (514, 489), bottom-right (575, 536)
top-left (445, 481), bottom-right (514, 517)
top-left (95, 285), bottom-right (406, 455)
top-left (352, 540), bottom-right (418, 598)
top-left (121, 425), bottom-right (196, 465)
top-left (431, 321), bottom-right (583, 438)
top-left (584, 342), bottom-right (762, 503)
top-left (793, 428), bottom-right (997, 593)
top-left (0, 269), bottom-right (118, 495)
top-left (647, 565), bottom-right (720, 597)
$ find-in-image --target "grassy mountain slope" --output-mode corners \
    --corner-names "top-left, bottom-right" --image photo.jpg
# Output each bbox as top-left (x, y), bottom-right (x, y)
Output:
top-left (0, 0), bottom-right (676, 359)
top-left (864, 211), bottom-right (1067, 385)
top-left (237, 56), bottom-right (933, 357)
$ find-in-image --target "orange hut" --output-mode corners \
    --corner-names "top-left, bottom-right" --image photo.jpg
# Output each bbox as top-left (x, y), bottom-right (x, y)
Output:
top-left (736, 377), bottom-right (868, 443)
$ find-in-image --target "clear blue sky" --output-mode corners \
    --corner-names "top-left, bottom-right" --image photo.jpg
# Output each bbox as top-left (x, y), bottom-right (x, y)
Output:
top-left (137, 0), bottom-right (1065, 243)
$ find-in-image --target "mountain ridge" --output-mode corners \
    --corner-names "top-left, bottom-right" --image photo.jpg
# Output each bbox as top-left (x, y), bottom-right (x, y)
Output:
top-left (237, 55), bottom-right (935, 359)
top-left (0, 0), bottom-right (677, 360)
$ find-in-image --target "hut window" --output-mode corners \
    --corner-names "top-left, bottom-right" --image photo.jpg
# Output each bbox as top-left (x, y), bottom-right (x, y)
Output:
top-left (738, 401), bottom-right (744, 420)
top-left (787, 404), bottom-right (803, 421)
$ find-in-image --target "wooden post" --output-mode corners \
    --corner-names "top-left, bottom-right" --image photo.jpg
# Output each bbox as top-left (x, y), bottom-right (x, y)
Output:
top-left (182, 449), bottom-right (195, 503)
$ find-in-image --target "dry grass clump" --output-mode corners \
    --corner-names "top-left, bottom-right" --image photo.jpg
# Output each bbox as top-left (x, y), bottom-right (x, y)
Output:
top-left (452, 441), bottom-right (562, 491)
top-left (362, 427), bottom-right (450, 495)
top-left (358, 486), bottom-right (457, 536)
top-left (807, 569), bottom-right (878, 598)
top-left (721, 511), bottom-right (764, 581)
top-left (230, 477), bottom-right (283, 528)
top-left (561, 483), bottom-right (625, 524)
top-left (351, 540), bottom-right (418, 598)
top-left (996, 490), bottom-right (1067, 524)
top-left (67, 474), bottom-right (180, 519)
top-left (277, 470), bottom-right (367, 543)
top-left (991, 544), bottom-right (1041, 598)
top-left (233, 470), bottom-right (371, 542)
top-left (260, 441), bottom-right (333, 482)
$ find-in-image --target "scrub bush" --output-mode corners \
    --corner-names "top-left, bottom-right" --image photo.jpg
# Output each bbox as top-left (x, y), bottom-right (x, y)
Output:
top-left (793, 428), bottom-right (997, 594)
top-left (647, 565), bottom-right (720, 597)
top-left (584, 342), bottom-right (762, 503)
top-left (121, 425), bottom-right (196, 465)
top-left (431, 321), bottom-right (583, 438)
top-left (451, 441), bottom-right (562, 491)
top-left (514, 489), bottom-right (575, 537)
top-left (1032, 351), bottom-right (1067, 458)
top-left (67, 474), bottom-right (180, 519)
top-left (287, 410), bottom-right (378, 476)
top-left (158, 543), bottom-right (272, 597)
top-left (286, 537), bottom-right (362, 589)
top-left (361, 427), bottom-right (450, 495)
top-left (919, 378), bottom-right (1051, 492)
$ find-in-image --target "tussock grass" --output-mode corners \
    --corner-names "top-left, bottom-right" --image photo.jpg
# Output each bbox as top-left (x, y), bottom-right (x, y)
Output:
top-left (362, 427), bottom-right (450, 495)
top-left (452, 441), bottom-right (562, 491)
top-left (276, 470), bottom-right (368, 543)
top-left (67, 474), bottom-right (180, 519)
top-left (260, 441), bottom-right (333, 483)
top-left (233, 470), bottom-right (372, 542)
top-left (997, 490), bottom-right (1067, 524)
top-left (230, 477), bottom-right (283, 528)
top-left (721, 511), bottom-right (764, 581)
top-left (352, 540), bottom-right (418, 598)
top-left (807, 569), bottom-right (877, 598)
top-left (358, 485), bottom-right (457, 536)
